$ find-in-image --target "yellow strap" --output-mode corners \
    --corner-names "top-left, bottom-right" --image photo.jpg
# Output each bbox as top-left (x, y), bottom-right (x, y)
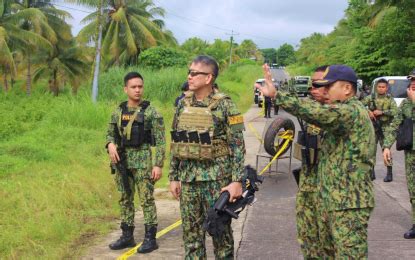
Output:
top-left (124, 109), bottom-right (140, 140)
top-left (259, 130), bottom-right (294, 176)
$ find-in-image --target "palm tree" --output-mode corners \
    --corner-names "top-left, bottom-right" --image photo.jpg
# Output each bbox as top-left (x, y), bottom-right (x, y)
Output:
top-left (77, 0), bottom-right (175, 66)
top-left (32, 41), bottom-right (91, 96)
top-left (14, 0), bottom-right (72, 95)
top-left (0, 0), bottom-right (54, 92)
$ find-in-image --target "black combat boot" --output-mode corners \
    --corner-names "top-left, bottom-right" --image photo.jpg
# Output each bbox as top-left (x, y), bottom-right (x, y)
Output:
top-left (383, 166), bottom-right (393, 182)
top-left (404, 224), bottom-right (415, 239)
top-left (137, 224), bottom-right (158, 254)
top-left (109, 223), bottom-right (136, 250)
top-left (370, 168), bottom-right (376, 181)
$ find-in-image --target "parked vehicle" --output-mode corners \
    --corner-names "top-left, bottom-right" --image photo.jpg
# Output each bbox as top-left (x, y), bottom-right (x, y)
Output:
top-left (290, 76), bottom-right (310, 97)
top-left (371, 76), bottom-right (410, 106)
top-left (254, 78), bottom-right (276, 107)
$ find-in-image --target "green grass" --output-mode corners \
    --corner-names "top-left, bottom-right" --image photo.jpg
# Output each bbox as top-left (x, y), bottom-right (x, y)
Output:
top-left (0, 63), bottom-right (262, 259)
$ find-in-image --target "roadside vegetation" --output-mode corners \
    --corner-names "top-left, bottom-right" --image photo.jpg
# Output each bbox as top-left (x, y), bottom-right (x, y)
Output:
top-left (286, 0), bottom-right (415, 82)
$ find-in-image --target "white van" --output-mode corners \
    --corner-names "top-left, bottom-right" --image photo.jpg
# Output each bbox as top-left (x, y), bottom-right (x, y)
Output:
top-left (371, 76), bottom-right (410, 106)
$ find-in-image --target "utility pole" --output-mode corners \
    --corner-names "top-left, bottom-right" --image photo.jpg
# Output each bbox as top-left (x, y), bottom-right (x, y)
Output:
top-left (92, 0), bottom-right (104, 103)
top-left (227, 30), bottom-right (239, 66)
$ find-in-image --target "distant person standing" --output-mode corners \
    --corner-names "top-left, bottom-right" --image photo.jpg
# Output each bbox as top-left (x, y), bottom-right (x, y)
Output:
top-left (264, 95), bottom-right (272, 118)
top-left (362, 79), bottom-right (397, 181)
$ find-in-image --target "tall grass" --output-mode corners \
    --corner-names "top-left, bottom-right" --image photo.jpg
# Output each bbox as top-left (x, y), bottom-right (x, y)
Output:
top-left (0, 64), bottom-right (262, 259)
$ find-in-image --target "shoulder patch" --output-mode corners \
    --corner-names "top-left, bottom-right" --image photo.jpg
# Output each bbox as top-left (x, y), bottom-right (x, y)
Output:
top-left (228, 115), bottom-right (244, 125)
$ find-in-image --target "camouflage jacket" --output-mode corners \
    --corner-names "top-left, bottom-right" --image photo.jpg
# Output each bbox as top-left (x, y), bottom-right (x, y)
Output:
top-left (169, 91), bottom-right (246, 182)
top-left (276, 92), bottom-right (375, 210)
top-left (106, 101), bottom-right (166, 172)
top-left (383, 98), bottom-right (415, 149)
top-left (361, 93), bottom-right (398, 126)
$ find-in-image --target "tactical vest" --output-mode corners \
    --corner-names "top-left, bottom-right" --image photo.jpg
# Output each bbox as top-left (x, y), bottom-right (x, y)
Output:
top-left (117, 101), bottom-right (153, 148)
top-left (293, 124), bottom-right (322, 165)
top-left (171, 92), bottom-right (230, 160)
top-left (369, 94), bottom-right (394, 122)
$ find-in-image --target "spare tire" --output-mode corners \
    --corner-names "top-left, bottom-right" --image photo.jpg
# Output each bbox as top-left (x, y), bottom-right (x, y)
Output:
top-left (264, 117), bottom-right (295, 156)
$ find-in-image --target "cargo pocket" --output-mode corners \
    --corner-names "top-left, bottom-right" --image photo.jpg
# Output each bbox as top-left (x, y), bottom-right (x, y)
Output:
top-left (178, 142), bottom-right (189, 159)
top-left (170, 142), bottom-right (179, 158)
top-left (187, 143), bottom-right (200, 160)
top-left (200, 144), bottom-right (213, 160)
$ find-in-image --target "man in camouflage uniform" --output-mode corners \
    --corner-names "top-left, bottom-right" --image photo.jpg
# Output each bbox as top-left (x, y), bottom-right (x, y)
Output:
top-left (295, 65), bottom-right (328, 259)
top-left (383, 69), bottom-right (415, 239)
top-left (169, 55), bottom-right (245, 259)
top-left (106, 72), bottom-right (165, 253)
top-left (260, 64), bottom-right (375, 259)
top-left (362, 79), bottom-right (398, 181)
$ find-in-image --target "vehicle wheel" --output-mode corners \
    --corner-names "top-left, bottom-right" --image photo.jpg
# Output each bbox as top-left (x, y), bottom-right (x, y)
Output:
top-left (263, 117), bottom-right (295, 157)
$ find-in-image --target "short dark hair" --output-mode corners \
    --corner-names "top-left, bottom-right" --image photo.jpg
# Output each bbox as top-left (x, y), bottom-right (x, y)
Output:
top-left (124, 72), bottom-right (143, 86)
top-left (191, 55), bottom-right (219, 79)
top-left (376, 78), bottom-right (388, 86)
top-left (314, 65), bottom-right (329, 73)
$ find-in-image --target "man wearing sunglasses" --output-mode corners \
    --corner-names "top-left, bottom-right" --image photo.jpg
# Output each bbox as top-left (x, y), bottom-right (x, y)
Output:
top-left (169, 55), bottom-right (246, 259)
top-left (259, 64), bottom-right (375, 259)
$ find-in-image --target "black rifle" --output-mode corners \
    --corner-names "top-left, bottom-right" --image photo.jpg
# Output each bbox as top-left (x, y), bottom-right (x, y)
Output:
top-left (203, 165), bottom-right (263, 238)
top-left (110, 119), bottom-right (132, 196)
top-left (111, 149), bottom-right (132, 196)
top-left (370, 92), bottom-right (384, 140)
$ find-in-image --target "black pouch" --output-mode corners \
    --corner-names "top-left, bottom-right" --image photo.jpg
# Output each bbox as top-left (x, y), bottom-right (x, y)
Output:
top-left (396, 118), bottom-right (413, 151)
top-left (178, 130), bottom-right (189, 142)
top-left (188, 131), bottom-right (200, 143)
top-left (200, 131), bottom-right (211, 145)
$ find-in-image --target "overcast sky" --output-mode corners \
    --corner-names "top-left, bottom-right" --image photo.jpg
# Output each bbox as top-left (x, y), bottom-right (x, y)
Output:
top-left (59, 0), bottom-right (349, 49)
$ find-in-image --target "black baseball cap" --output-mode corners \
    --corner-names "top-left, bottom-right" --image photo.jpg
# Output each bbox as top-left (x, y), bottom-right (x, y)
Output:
top-left (407, 69), bottom-right (415, 80)
top-left (312, 65), bottom-right (358, 87)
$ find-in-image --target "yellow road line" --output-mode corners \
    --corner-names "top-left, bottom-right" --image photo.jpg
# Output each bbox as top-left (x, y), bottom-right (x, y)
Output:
top-left (248, 122), bottom-right (263, 144)
top-left (117, 220), bottom-right (182, 260)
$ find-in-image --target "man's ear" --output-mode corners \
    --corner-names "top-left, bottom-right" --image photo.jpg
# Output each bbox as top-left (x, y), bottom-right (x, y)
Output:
top-left (123, 86), bottom-right (128, 94)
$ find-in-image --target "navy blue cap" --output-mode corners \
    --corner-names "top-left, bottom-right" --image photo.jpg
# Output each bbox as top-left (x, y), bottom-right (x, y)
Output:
top-left (407, 69), bottom-right (415, 80)
top-left (312, 65), bottom-right (358, 87)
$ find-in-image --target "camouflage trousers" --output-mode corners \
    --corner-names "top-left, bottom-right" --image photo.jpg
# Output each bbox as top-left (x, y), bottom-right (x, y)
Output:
top-left (404, 150), bottom-right (415, 223)
top-left (296, 191), bottom-right (322, 259)
top-left (318, 207), bottom-right (372, 259)
top-left (114, 168), bottom-right (157, 226)
top-left (180, 179), bottom-right (233, 260)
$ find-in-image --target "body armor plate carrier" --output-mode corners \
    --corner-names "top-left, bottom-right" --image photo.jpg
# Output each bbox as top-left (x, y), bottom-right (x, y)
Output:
top-left (171, 92), bottom-right (230, 160)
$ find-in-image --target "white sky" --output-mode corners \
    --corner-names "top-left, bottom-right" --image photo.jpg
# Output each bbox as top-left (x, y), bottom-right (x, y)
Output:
top-left (57, 0), bottom-right (349, 49)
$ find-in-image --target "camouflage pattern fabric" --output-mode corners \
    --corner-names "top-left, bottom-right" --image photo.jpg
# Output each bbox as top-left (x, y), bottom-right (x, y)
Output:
top-left (276, 91), bottom-right (375, 258)
top-left (114, 169), bottom-right (157, 226)
top-left (180, 178), bottom-right (233, 259)
top-left (296, 187), bottom-right (321, 258)
top-left (361, 93), bottom-right (398, 125)
top-left (361, 93), bottom-right (397, 156)
top-left (383, 98), bottom-right (415, 150)
top-left (404, 150), bottom-right (415, 223)
top-left (106, 101), bottom-right (166, 169)
top-left (318, 208), bottom-right (372, 259)
top-left (169, 92), bottom-right (246, 182)
top-left (383, 98), bottom-right (415, 223)
top-left (296, 123), bottom-right (323, 258)
top-left (106, 101), bottom-right (165, 226)
top-left (169, 91), bottom-right (245, 259)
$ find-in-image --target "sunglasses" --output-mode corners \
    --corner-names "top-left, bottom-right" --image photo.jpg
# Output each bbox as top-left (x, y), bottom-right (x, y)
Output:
top-left (188, 70), bottom-right (211, 77)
